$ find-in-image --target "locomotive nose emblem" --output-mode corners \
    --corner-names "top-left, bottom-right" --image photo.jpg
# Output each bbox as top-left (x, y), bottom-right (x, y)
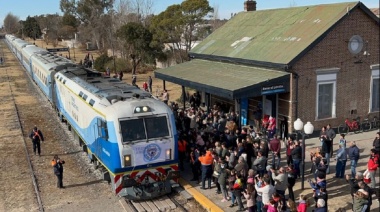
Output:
top-left (143, 144), bottom-right (161, 162)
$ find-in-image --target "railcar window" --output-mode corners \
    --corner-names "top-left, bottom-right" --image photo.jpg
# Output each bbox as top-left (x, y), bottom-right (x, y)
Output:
top-left (83, 94), bottom-right (88, 101)
top-left (145, 117), bottom-right (169, 139)
top-left (89, 99), bottom-right (95, 106)
top-left (63, 80), bottom-right (66, 84)
top-left (120, 119), bottom-right (146, 142)
top-left (79, 91), bottom-right (84, 97)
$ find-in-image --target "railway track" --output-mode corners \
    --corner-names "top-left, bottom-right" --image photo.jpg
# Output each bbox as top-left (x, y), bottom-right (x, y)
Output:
top-left (1, 64), bottom-right (43, 210)
top-left (123, 192), bottom-right (188, 212)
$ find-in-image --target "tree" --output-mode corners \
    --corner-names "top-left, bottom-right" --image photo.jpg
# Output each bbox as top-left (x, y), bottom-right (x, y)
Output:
top-left (60, 0), bottom-right (115, 50)
top-left (62, 13), bottom-right (79, 30)
top-left (23, 16), bottom-right (42, 40)
top-left (181, 0), bottom-right (213, 52)
top-left (150, 4), bottom-right (187, 63)
top-left (150, 0), bottom-right (213, 64)
top-left (34, 14), bottom-right (62, 45)
top-left (3, 13), bottom-right (20, 34)
top-left (117, 22), bottom-right (161, 75)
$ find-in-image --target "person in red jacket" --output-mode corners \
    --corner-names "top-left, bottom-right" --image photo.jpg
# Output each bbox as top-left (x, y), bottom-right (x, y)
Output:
top-left (367, 149), bottom-right (379, 188)
top-left (142, 81), bottom-right (148, 91)
top-left (178, 137), bottom-right (187, 171)
top-left (297, 194), bottom-right (308, 212)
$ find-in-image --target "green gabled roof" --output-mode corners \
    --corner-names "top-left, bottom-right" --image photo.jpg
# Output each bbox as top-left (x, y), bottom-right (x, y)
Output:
top-left (191, 1), bottom-right (363, 66)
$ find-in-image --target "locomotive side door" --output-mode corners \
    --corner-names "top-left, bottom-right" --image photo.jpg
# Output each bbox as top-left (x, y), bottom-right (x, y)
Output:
top-left (94, 118), bottom-right (109, 162)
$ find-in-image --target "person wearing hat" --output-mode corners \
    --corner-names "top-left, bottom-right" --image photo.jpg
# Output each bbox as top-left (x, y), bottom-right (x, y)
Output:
top-left (353, 189), bottom-right (369, 212)
top-left (29, 126), bottom-right (44, 156)
top-left (358, 181), bottom-right (372, 212)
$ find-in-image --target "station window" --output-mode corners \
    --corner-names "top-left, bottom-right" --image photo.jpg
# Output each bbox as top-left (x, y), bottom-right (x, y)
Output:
top-left (370, 65), bottom-right (380, 112)
top-left (315, 68), bottom-right (338, 120)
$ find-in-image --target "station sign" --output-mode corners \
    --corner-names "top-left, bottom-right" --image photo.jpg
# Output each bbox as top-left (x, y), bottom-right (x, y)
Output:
top-left (46, 48), bottom-right (69, 52)
top-left (261, 84), bottom-right (285, 95)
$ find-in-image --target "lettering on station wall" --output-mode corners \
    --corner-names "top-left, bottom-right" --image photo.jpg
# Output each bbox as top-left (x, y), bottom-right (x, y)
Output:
top-left (261, 84), bottom-right (285, 95)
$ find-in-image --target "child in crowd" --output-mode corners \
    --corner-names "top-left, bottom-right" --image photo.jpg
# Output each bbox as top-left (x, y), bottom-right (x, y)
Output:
top-left (297, 194), bottom-right (308, 212)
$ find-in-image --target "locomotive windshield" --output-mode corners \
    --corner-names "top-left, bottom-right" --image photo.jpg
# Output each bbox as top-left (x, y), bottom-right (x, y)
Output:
top-left (120, 116), bottom-right (170, 143)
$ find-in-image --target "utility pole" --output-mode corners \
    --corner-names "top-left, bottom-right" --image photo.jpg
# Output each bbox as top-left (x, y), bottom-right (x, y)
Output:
top-left (109, 10), bottom-right (116, 74)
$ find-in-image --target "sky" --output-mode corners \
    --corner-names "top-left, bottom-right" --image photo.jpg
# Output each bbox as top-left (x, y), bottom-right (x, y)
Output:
top-left (1, 0), bottom-right (379, 27)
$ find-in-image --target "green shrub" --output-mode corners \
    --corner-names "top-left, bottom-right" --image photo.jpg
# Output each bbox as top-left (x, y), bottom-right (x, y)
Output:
top-left (105, 58), bottom-right (132, 74)
top-left (94, 54), bottom-right (113, 72)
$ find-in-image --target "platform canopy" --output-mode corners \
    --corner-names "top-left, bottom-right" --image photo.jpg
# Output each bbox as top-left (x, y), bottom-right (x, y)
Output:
top-left (154, 59), bottom-right (290, 100)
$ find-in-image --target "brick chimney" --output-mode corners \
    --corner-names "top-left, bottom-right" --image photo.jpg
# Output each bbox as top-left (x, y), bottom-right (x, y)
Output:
top-left (244, 0), bottom-right (257, 12)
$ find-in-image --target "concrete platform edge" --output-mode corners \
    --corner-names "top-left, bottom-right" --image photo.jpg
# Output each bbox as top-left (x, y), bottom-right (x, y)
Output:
top-left (179, 178), bottom-right (224, 212)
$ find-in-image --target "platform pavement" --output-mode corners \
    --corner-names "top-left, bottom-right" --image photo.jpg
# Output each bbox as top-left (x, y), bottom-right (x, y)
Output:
top-left (179, 130), bottom-right (380, 212)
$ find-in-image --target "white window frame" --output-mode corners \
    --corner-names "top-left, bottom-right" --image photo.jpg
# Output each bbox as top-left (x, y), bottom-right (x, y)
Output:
top-left (369, 65), bottom-right (380, 113)
top-left (315, 68), bottom-right (339, 120)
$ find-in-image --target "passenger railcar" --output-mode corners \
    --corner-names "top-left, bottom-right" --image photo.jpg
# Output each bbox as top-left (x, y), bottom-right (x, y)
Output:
top-left (21, 45), bottom-right (48, 75)
top-left (13, 39), bottom-right (31, 61)
top-left (5, 35), bottom-right (17, 53)
top-left (5, 35), bottom-right (179, 200)
top-left (29, 52), bottom-right (73, 100)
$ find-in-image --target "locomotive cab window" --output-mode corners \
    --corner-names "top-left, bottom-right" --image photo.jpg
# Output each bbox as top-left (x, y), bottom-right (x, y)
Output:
top-left (145, 116), bottom-right (169, 139)
top-left (120, 116), bottom-right (170, 143)
top-left (120, 119), bottom-right (146, 142)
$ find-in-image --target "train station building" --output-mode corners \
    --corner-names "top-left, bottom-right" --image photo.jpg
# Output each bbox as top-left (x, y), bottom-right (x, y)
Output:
top-left (155, 1), bottom-right (380, 131)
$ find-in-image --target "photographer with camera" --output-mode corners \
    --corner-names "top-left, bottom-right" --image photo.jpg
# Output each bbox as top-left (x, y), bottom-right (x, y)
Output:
top-left (51, 155), bottom-right (65, 189)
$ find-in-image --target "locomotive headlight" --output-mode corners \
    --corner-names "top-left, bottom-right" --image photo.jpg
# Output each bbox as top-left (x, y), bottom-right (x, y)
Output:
top-left (134, 106), bottom-right (151, 113)
top-left (165, 149), bottom-right (172, 160)
top-left (124, 155), bottom-right (131, 166)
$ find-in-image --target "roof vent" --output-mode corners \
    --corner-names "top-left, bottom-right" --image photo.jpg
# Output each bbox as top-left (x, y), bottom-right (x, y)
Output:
top-left (132, 93), bottom-right (140, 99)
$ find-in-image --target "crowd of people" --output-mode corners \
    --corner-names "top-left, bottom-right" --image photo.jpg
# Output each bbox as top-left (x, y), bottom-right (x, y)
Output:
top-left (170, 95), bottom-right (379, 212)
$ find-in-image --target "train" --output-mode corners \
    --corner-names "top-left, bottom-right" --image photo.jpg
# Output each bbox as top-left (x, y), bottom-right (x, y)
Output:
top-left (4, 35), bottom-right (179, 200)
